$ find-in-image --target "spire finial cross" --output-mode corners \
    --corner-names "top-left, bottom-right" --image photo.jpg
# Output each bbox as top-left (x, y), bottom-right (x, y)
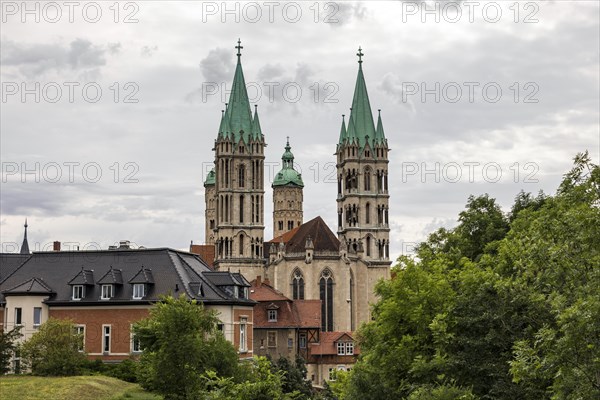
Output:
top-left (357, 46), bottom-right (364, 64)
top-left (236, 39), bottom-right (243, 60)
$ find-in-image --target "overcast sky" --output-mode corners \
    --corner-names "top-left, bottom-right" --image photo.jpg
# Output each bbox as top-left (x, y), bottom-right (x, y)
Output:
top-left (1, 1), bottom-right (599, 262)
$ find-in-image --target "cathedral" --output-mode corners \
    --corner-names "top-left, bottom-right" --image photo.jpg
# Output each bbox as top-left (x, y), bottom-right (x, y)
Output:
top-left (203, 42), bottom-right (391, 333)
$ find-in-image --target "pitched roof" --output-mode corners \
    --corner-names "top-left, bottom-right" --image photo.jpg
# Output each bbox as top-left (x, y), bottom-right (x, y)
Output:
top-left (2, 277), bottom-right (53, 295)
top-left (268, 216), bottom-right (339, 253)
top-left (68, 269), bottom-right (95, 285)
top-left (250, 279), bottom-right (321, 329)
top-left (0, 248), bottom-right (255, 306)
top-left (0, 253), bottom-right (31, 282)
top-left (97, 267), bottom-right (124, 285)
top-left (309, 331), bottom-right (360, 355)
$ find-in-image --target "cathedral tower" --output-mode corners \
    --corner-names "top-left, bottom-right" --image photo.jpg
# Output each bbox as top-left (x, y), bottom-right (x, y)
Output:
top-left (210, 40), bottom-right (266, 279)
top-left (336, 48), bottom-right (390, 265)
top-left (272, 139), bottom-right (304, 238)
top-left (204, 168), bottom-right (216, 245)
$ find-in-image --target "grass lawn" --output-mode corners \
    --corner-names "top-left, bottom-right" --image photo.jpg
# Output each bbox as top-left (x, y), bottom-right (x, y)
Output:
top-left (0, 375), bottom-right (162, 400)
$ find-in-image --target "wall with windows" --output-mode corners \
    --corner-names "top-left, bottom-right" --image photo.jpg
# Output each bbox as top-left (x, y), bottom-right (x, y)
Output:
top-left (49, 306), bottom-right (150, 362)
top-left (2, 295), bottom-right (49, 341)
top-left (253, 328), bottom-right (295, 359)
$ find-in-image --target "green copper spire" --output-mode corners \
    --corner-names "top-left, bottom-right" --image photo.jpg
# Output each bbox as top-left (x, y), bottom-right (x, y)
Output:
top-left (273, 138), bottom-right (304, 187)
top-left (338, 114), bottom-right (347, 144)
top-left (251, 104), bottom-right (263, 140)
top-left (346, 107), bottom-right (357, 145)
top-left (204, 168), bottom-right (216, 186)
top-left (347, 47), bottom-right (376, 150)
top-left (221, 39), bottom-right (253, 142)
top-left (375, 109), bottom-right (386, 145)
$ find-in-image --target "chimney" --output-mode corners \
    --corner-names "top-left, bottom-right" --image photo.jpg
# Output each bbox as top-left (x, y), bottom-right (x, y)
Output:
top-left (264, 277), bottom-right (271, 286)
top-left (256, 276), bottom-right (261, 287)
top-left (53, 241), bottom-right (61, 251)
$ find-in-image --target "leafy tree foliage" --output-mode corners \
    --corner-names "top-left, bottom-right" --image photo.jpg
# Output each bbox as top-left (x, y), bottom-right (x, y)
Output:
top-left (133, 295), bottom-right (239, 400)
top-left (199, 356), bottom-right (299, 400)
top-left (272, 355), bottom-right (314, 398)
top-left (0, 325), bottom-right (22, 374)
top-left (21, 318), bottom-right (87, 376)
top-left (337, 152), bottom-right (599, 400)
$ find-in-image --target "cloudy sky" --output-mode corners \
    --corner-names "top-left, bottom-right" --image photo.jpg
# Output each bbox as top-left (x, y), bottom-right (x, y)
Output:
top-left (1, 1), bottom-right (599, 261)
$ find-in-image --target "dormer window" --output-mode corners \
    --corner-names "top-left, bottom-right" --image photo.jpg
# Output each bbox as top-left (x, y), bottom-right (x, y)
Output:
top-left (268, 309), bottom-right (277, 322)
top-left (72, 285), bottom-right (84, 300)
top-left (337, 341), bottom-right (354, 355)
top-left (101, 284), bottom-right (113, 300)
top-left (132, 283), bottom-right (145, 299)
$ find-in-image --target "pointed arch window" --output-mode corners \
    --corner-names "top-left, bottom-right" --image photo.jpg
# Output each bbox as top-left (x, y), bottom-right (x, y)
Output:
top-left (292, 269), bottom-right (305, 300)
top-left (238, 164), bottom-right (245, 188)
top-left (319, 269), bottom-right (334, 332)
top-left (364, 168), bottom-right (371, 191)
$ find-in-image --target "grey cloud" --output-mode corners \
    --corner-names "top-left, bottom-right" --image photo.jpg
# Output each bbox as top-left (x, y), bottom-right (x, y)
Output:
top-left (330, 2), bottom-right (369, 28)
top-left (257, 63), bottom-right (285, 81)
top-left (200, 47), bottom-right (234, 83)
top-left (1, 39), bottom-right (111, 78)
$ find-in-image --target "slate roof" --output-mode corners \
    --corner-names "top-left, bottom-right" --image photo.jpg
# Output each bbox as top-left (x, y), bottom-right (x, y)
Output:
top-left (250, 279), bottom-right (321, 329)
top-left (0, 248), bottom-right (255, 307)
top-left (97, 267), bottom-right (124, 285)
top-left (0, 254), bottom-right (30, 282)
top-left (2, 278), bottom-right (53, 295)
top-left (267, 216), bottom-right (340, 253)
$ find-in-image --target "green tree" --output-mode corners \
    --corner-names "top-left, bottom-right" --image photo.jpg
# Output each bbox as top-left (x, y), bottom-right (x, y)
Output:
top-left (200, 356), bottom-right (298, 400)
top-left (272, 355), bottom-right (313, 398)
top-left (0, 326), bottom-right (22, 374)
top-left (133, 294), bottom-right (239, 400)
top-left (21, 318), bottom-right (86, 376)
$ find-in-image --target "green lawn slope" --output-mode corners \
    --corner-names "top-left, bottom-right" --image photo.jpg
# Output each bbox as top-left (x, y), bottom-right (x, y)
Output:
top-left (0, 375), bottom-right (161, 400)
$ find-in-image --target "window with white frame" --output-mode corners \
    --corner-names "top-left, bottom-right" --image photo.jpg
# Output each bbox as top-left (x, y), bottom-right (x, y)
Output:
top-left (103, 325), bottom-right (111, 353)
top-left (74, 326), bottom-right (85, 352)
top-left (267, 309), bottom-right (277, 322)
top-left (239, 317), bottom-right (247, 352)
top-left (336, 341), bottom-right (354, 355)
top-left (14, 308), bottom-right (22, 326)
top-left (33, 307), bottom-right (42, 327)
top-left (101, 284), bottom-right (113, 300)
top-left (132, 283), bottom-right (145, 299)
top-left (72, 285), bottom-right (84, 300)
top-left (345, 342), bottom-right (354, 355)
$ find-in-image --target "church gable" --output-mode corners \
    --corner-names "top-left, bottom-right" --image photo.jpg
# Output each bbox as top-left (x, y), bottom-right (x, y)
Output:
top-left (277, 216), bottom-right (340, 253)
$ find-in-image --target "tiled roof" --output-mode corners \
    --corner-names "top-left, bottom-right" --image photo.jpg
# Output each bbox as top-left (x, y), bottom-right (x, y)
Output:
top-left (250, 279), bottom-right (321, 329)
top-left (0, 253), bottom-right (30, 282)
top-left (2, 277), bottom-right (53, 295)
top-left (0, 248), bottom-right (255, 306)
top-left (309, 331), bottom-right (360, 356)
top-left (97, 267), bottom-right (124, 285)
top-left (268, 216), bottom-right (339, 253)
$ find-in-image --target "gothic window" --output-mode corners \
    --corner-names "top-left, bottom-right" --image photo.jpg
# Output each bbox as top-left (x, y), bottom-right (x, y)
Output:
top-left (364, 168), bottom-right (371, 191)
top-left (278, 221), bottom-right (284, 231)
top-left (319, 269), bottom-right (334, 332)
top-left (238, 165), bottom-right (245, 188)
top-left (239, 195), bottom-right (244, 223)
top-left (365, 203), bottom-right (370, 224)
top-left (292, 269), bottom-right (305, 300)
top-left (366, 236), bottom-right (371, 257)
top-left (239, 235), bottom-right (244, 256)
top-left (288, 220), bottom-right (294, 230)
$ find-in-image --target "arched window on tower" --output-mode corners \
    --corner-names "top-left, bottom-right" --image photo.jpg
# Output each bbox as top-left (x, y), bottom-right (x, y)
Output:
top-left (365, 203), bottom-right (370, 224)
top-left (366, 236), bottom-right (371, 257)
top-left (319, 269), bottom-right (334, 332)
top-left (364, 168), bottom-right (371, 191)
top-left (238, 164), bottom-right (245, 188)
top-left (239, 235), bottom-right (244, 256)
top-left (292, 269), bottom-right (305, 300)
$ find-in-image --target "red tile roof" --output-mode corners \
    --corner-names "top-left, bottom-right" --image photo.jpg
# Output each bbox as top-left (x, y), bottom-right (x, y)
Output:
top-left (250, 278), bottom-right (321, 329)
top-left (310, 331), bottom-right (360, 355)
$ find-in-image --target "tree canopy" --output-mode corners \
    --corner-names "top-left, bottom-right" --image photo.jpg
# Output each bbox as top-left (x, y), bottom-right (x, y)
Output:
top-left (337, 152), bottom-right (600, 400)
